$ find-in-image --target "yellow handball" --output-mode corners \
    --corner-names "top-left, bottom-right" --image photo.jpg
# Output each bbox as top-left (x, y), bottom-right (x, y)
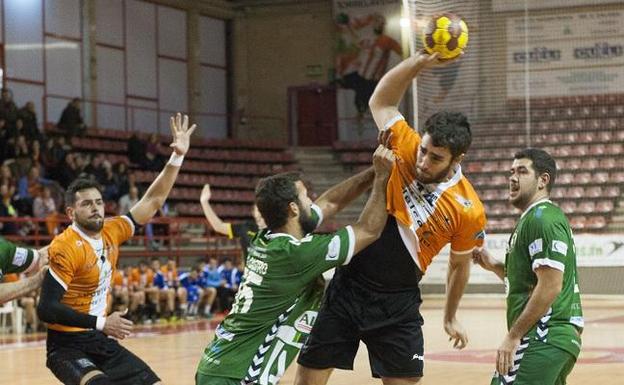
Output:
top-left (422, 13), bottom-right (468, 60)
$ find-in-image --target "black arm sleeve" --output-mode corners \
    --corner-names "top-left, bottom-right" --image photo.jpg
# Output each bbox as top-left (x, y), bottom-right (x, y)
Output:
top-left (36, 271), bottom-right (98, 329)
top-left (124, 211), bottom-right (141, 229)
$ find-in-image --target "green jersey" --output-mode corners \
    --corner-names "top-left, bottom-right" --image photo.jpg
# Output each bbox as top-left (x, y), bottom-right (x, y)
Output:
top-left (197, 205), bottom-right (356, 384)
top-left (0, 238), bottom-right (36, 281)
top-left (505, 199), bottom-right (583, 358)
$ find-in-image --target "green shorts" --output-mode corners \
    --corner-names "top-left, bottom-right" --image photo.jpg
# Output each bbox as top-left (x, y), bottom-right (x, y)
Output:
top-left (195, 373), bottom-right (240, 385)
top-left (490, 338), bottom-right (576, 385)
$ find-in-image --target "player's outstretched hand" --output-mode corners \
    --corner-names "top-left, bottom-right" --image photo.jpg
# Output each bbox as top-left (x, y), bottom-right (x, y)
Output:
top-left (372, 144), bottom-right (395, 176)
top-left (200, 184), bottom-right (212, 203)
top-left (169, 113), bottom-right (197, 156)
top-left (103, 309), bottom-right (133, 340)
top-left (444, 317), bottom-right (468, 350)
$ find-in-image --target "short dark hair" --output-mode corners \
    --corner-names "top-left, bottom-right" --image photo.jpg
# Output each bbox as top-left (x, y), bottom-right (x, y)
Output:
top-left (422, 111), bottom-right (472, 158)
top-left (64, 178), bottom-right (103, 207)
top-left (255, 171), bottom-right (302, 231)
top-left (514, 148), bottom-right (557, 192)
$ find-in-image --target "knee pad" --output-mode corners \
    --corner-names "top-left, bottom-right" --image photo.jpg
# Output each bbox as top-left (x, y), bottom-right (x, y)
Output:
top-left (84, 373), bottom-right (112, 385)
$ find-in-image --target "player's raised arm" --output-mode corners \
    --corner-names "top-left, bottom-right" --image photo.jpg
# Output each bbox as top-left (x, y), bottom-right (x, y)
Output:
top-left (368, 52), bottom-right (440, 132)
top-left (130, 113), bottom-right (197, 225)
top-left (349, 146), bottom-right (394, 255)
top-left (314, 166), bottom-right (374, 221)
top-left (200, 184), bottom-right (231, 236)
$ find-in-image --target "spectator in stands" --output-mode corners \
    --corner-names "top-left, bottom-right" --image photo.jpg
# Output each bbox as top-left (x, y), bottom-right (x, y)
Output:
top-left (33, 185), bottom-right (61, 235)
top-left (100, 160), bottom-right (119, 201)
top-left (200, 184), bottom-right (266, 262)
top-left (127, 131), bottom-right (147, 166)
top-left (83, 153), bottom-right (106, 182)
top-left (0, 183), bottom-right (18, 235)
top-left (18, 101), bottom-right (41, 142)
top-left (0, 88), bottom-right (18, 127)
top-left (0, 119), bottom-right (9, 160)
top-left (118, 185), bottom-right (140, 215)
top-left (111, 268), bottom-right (129, 313)
top-left (202, 257), bottom-right (223, 312)
top-left (41, 138), bottom-right (58, 170)
top-left (11, 135), bottom-right (32, 176)
top-left (151, 257), bottom-right (176, 320)
top-left (52, 136), bottom-right (72, 165)
top-left (179, 267), bottom-right (206, 318)
top-left (134, 260), bottom-right (158, 323)
top-left (115, 162), bottom-right (131, 197)
top-left (0, 164), bottom-right (16, 191)
top-left (162, 256), bottom-right (187, 317)
top-left (57, 97), bottom-right (86, 137)
top-left (55, 153), bottom-right (78, 188)
top-left (145, 133), bottom-right (165, 171)
top-left (127, 264), bottom-right (146, 324)
top-left (16, 166), bottom-right (52, 215)
top-left (217, 259), bottom-right (237, 312)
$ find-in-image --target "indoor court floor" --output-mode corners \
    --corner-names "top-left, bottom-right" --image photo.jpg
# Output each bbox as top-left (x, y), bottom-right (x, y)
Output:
top-left (1, 296), bottom-right (622, 385)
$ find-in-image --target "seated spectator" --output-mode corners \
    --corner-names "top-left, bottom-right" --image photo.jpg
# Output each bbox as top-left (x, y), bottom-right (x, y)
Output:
top-left (15, 166), bottom-right (52, 215)
top-left (0, 164), bottom-right (16, 190)
top-left (126, 264), bottom-right (147, 324)
top-left (217, 259), bottom-right (237, 312)
top-left (1, 273), bottom-right (39, 333)
top-left (127, 131), bottom-right (147, 166)
top-left (151, 258), bottom-right (176, 320)
top-left (111, 268), bottom-right (129, 313)
top-left (55, 153), bottom-right (78, 188)
top-left (18, 101), bottom-right (41, 142)
top-left (0, 119), bottom-right (9, 160)
top-left (41, 137), bottom-right (58, 170)
top-left (11, 135), bottom-right (32, 176)
top-left (0, 183), bottom-right (18, 235)
top-left (179, 267), bottom-right (210, 318)
top-left (57, 97), bottom-right (86, 137)
top-left (161, 257), bottom-right (187, 318)
top-left (33, 185), bottom-right (61, 235)
top-left (118, 185), bottom-right (139, 216)
top-left (83, 153), bottom-right (106, 182)
top-left (100, 161), bottom-right (119, 200)
top-left (145, 133), bottom-right (165, 171)
top-left (0, 88), bottom-right (18, 128)
top-left (115, 162), bottom-right (131, 197)
top-left (202, 257), bottom-right (222, 312)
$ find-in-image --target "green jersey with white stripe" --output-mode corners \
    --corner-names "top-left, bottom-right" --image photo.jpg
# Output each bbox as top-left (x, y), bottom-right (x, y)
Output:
top-left (197, 206), bottom-right (356, 384)
top-left (505, 200), bottom-right (583, 358)
top-left (0, 238), bottom-right (35, 281)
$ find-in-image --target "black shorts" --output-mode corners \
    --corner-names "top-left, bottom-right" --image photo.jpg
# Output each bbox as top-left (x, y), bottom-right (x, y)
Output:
top-left (46, 329), bottom-right (160, 385)
top-left (297, 269), bottom-right (424, 378)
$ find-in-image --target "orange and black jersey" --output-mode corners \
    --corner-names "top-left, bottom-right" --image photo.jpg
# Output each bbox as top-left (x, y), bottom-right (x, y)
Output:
top-left (47, 216), bottom-right (134, 332)
top-left (345, 116), bottom-right (486, 289)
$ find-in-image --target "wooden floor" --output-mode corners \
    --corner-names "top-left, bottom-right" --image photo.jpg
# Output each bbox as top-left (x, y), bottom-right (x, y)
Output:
top-left (1, 296), bottom-right (622, 385)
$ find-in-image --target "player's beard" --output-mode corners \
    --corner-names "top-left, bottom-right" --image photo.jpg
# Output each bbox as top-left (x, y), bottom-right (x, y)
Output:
top-left (76, 214), bottom-right (104, 233)
top-left (415, 162), bottom-right (454, 185)
top-left (297, 202), bottom-right (317, 235)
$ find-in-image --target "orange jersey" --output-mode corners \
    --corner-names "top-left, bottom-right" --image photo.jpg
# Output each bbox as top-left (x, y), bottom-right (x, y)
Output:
top-left (160, 265), bottom-right (178, 284)
top-left (131, 268), bottom-right (154, 288)
top-left (48, 216), bottom-right (134, 332)
top-left (386, 116), bottom-right (486, 272)
top-left (112, 270), bottom-right (124, 287)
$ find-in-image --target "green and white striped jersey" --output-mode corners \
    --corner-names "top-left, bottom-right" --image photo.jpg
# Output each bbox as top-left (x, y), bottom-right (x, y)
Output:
top-left (0, 238), bottom-right (35, 281)
top-left (505, 199), bottom-right (583, 358)
top-left (197, 204), bottom-right (356, 384)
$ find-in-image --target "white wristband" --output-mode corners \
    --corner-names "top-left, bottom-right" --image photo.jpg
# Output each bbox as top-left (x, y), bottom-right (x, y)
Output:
top-left (168, 152), bottom-right (184, 167)
top-left (96, 316), bottom-right (106, 331)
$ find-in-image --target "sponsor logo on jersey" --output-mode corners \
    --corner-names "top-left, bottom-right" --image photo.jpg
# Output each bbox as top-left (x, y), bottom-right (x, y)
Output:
top-left (294, 310), bottom-right (318, 334)
top-left (246, 256), bottom-right (268, 275)
top-left (552, 240), bottom-right (568, 256)
top-left (412, 353), bottom-right (424, 361)
top-left (454, 194), bottom-right (473, 212)
top-left (76, 240), bottom-right (83, 247)
top-left (528, 238), bottom-right (543, 257)
top-left (12, 247), bottom-right (28, 267)
top-left (326, 236), bottom-right (340, 261)
top-left (215, 324), bottom-right (235, 341)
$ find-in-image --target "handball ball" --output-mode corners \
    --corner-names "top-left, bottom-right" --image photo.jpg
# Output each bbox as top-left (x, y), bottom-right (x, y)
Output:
top-left (422, 13), bottom-right (468, 59)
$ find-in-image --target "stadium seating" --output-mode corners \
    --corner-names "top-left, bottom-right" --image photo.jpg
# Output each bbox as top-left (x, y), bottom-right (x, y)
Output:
top-left (333, 93), bottom-right (624, 233)
top-left (61, 126), bottom-right (298, 222)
